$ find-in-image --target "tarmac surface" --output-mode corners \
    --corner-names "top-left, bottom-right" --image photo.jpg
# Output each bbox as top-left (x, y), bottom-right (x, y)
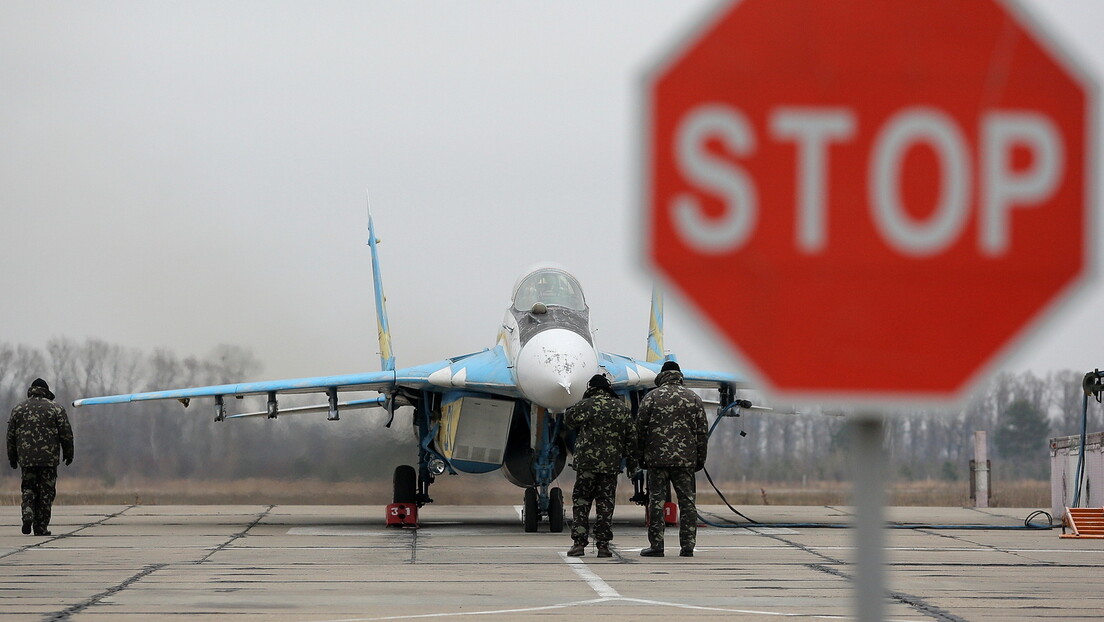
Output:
top-left (0, 504), bottom-right (1100, 621)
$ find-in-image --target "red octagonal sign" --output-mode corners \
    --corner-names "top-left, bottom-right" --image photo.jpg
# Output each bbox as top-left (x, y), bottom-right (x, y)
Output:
top-left (644, 0), bottom-right (1095, 402)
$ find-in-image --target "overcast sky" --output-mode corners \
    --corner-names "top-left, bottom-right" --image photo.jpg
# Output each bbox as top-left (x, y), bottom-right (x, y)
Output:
top-left (2, 1), bottom-right (1103, 402)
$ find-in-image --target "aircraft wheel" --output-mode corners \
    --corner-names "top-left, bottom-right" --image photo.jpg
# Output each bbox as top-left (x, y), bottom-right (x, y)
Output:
top-left (393, 465), bottom-right (417, 504)
top-left (548, 487), bottom-right (565, 533)
top-left (523, 487), bottom-right (539, 533)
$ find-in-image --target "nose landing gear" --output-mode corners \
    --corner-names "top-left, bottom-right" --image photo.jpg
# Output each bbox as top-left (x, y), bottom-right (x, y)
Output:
top-left (522, 485), bottom-right (565, 533)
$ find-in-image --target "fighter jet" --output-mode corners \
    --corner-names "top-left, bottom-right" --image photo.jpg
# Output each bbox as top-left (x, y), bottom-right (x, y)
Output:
top-left (74, 209), bottom-right (749, 531)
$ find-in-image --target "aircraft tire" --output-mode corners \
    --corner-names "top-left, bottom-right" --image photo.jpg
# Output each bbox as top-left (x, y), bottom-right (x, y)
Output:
top-left (548, 487), bottom-right (564, 533)
top-left (393, 465), bottom-right (417, 504)
top-left (523, 487), bottom-right (539, 532)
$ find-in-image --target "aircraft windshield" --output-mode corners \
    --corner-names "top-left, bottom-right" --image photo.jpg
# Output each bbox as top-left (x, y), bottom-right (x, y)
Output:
top-left (513, 270), bottom-right (586, 311)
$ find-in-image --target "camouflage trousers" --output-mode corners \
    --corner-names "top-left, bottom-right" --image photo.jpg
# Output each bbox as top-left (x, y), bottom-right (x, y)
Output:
top-left (646, 467), bottom-right (697, 550)
top-left (20, 465), bottom-right (57, 530)
top-left (571, 470), bottom-right (619, 545)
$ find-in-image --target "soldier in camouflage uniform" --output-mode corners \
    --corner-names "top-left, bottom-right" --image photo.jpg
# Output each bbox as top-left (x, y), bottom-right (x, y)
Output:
top-left (636, 360), bottom-right (707, 557)
top-left (564, 373), bottom-right (636, 558)
top-left (7, 378), bottom-right (74, 536)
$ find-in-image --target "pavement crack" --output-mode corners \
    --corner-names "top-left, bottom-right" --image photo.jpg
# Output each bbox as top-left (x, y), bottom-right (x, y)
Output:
top-left (762, 528), bottom-right (967, 622)
top-left (757, 532), bottom-right (845, 565)
top-left (43, 562), bottom-right (166, 622)
top-left (0, 504), bottom-right (135, 561)
top-left (805, 563), bottom-right (968, 622)
top-left (197, 504), bottom-right (274, 563)
top-left (917, 528), bottom-right (1057, 565)
top-left (885, 588), bottom-right (969, 622)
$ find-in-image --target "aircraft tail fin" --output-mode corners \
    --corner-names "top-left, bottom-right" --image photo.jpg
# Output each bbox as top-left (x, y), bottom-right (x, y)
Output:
top-left (646, 286), bottom-right (666, 363)
top-left (367, 194), bottom-right (396, 372)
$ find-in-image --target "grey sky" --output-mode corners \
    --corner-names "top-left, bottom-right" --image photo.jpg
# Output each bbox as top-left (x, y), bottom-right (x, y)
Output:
top-left (2, 1), bottom-right (1103, 399)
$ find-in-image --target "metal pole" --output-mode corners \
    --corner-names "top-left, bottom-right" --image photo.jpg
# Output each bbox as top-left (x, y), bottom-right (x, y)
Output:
top-left (852, 413), bottom-right (885, 622)
top-left (974, 430), bottom-right (989, 509)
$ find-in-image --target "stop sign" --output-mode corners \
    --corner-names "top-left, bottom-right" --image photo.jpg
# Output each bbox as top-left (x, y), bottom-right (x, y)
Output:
top-left (644, 0), bottom-right (1094, 401)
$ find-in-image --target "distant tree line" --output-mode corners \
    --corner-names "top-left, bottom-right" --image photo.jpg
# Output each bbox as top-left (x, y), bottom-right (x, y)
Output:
top-left (707, 368), bottom-right (1097, 483)
top-left (0, 338), bottom-right (416, 486)
top-left (1, 337), bottom-right (1097, 485)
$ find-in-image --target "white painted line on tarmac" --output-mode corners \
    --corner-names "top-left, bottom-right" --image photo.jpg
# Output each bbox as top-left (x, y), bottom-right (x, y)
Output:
top-left (559, 552), bottom-right (621, 598)
top-left (308, 598), bottom-right (609, 621)
top-left (557, 554), bottom-right (924, 621)
top-left (624, 597), bottom-right (850, 618)
top-left (204, 545), bottom-right (929, 622)
top-left (623, 597), bottom-right (921, 621)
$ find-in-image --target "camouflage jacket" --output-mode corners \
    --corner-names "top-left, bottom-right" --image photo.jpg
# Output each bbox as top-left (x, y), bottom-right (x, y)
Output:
top-left (636, 369), bottom-right (708, 469)
top-left (7, 385), bottom-right (74, 467)
top-left (565, 386), bottom-right (637, 474)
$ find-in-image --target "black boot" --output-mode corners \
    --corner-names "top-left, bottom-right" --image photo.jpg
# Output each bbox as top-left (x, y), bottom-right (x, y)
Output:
top-left (596, 543), bottom-right (612, 558)
top-left (21, 520), bottom-right (31, 535)
top-left (640, 546), bottom-right (664, 557)
top-left (567, 543), bottom-right (586, 557)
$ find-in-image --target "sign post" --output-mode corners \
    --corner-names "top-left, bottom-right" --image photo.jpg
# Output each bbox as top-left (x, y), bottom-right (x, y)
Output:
top-left (851, 414), bottom-right (887, 622)
top-left (642, 1), bottom-right (1094, 619)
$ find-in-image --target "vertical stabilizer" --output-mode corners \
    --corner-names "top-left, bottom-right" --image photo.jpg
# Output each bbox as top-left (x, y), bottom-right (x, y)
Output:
top-left (367, 195), bottom-right (396, 372)
top-left (646, 286), bottom-right (665, 363)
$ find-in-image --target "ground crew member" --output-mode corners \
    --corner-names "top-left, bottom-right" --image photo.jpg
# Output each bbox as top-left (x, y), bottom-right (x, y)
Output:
top-left (636, 360), bottom-right (708, 557)
top-left (7, 378), bottom-right (74, 536)
top-left (564, 373), bottom-right (636, 558)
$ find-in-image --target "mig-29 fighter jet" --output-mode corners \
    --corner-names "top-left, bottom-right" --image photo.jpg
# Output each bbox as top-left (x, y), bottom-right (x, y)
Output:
top-left (74, 209), bottom-right (750, 531)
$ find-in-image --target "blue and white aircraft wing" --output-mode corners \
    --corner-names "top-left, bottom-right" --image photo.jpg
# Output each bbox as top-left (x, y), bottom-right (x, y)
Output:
top-left (73, 346), bottom-right (522, 408)
top-left (599, 351), bottom-right (749, 393)
top-left (678, 367), bottom-right (751, 390)
top-left (417, 346), bottom-right (521, 398)
top-left (72, 371), bottom-right (406, 407)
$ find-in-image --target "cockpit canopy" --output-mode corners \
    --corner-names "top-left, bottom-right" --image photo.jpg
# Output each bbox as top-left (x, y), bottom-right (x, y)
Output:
top-left (512, 268), bottom-right (587, 312)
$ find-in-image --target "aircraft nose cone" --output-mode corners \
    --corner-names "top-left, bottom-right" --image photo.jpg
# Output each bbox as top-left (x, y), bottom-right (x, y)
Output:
top-left (515, 329), bottom-right (599, 411)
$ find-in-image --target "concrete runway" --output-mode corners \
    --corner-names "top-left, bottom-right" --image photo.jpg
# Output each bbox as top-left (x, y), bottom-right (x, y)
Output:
top-left (0, 504), bottom-right (1100, 621)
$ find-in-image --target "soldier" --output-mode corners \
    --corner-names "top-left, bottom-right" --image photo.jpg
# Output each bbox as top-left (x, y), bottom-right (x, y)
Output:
top-left (636, 360), bottom-right (708, 558)
top-left (564, 373), bottom-right (636, 558)
top-left (7, 378), bottom-right (74, 536)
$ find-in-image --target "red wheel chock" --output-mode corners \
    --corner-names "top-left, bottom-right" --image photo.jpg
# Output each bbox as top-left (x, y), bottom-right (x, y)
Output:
top-left (664, 501), bottom-right (679, 525)
top-left (386, 503), bottom-right (418, 527)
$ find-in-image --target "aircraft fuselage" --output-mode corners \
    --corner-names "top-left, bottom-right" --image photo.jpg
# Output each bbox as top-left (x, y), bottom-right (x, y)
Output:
top-left (500, 266), bottom-right (600, 413)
